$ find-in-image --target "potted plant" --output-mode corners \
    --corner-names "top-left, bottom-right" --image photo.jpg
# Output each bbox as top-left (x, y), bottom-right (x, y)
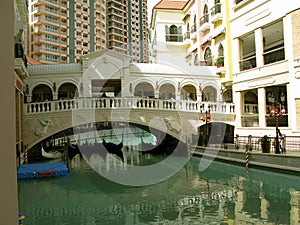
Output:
top-left (259, 135), bottom-right (271, 153)
top-left (242, 60), bottom-right (252, 70)
top-left (215, 57), bottom-right (224, 67)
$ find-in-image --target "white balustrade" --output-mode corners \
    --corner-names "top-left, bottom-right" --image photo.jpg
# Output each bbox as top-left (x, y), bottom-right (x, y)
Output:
top-left (244, 104), bottom-right (259, 114)
top-left (24, 97), bottom-right (235, 115)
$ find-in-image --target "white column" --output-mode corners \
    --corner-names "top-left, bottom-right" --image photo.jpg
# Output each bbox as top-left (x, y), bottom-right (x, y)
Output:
top-left (26, 95), bottom-right (32, 103)
top-left (232, 38), bottom-right (241, 74)
top-left (53, 93), bottom-right (58, 100)
top-left (255, 28), bottom-right (264, 67)
top-left (258, 88), bottom-right (266, 127)
top-left (234, 91), bottom-right (242, 128)
top-left (283, 14), bottom-right (296, 132)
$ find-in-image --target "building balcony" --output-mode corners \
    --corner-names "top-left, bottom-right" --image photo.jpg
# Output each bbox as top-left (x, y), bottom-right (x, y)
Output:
top-left (14, 58), bottom-right (29, 79)
top-left (199, 14), bottom-right (210, 32)
top-left (235, 60), bottom-right (289, 88)
top-left (165, 34), bottom-right (183, 43)
top-left (215, 66), bottom-right (226, 76)
top-left (183, 32), bottom-right (192, 46)
top-left (239, 56), bottom-right (256, 71)
top-left (211, 3), bottom-right (223, 23)
top-left (190, 24), bottom-right (197, 39)
top-left (14, 42), bottom-right (28, 79)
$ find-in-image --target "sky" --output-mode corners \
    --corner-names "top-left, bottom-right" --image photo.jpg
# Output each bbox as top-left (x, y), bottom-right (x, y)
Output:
top-left (147, 0), bottom-right (160, 23)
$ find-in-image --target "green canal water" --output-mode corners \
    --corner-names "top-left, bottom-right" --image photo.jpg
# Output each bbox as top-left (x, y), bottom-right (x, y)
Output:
top-left (18, 151), bottom-right (300, 225)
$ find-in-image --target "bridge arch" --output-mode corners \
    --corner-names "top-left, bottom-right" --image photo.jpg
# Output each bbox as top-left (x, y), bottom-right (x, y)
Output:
top-left (23, 97), bottom-right (235, 149)
top-left (27, 114), bottom-right (191, 151)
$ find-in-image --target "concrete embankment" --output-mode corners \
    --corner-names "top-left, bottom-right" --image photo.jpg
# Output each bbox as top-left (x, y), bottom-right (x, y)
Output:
top-left (193, 146), bottom-right (300, 174)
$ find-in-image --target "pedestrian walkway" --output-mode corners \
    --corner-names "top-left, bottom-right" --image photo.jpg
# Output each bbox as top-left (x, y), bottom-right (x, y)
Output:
top-left (193, 146), bottom-right (300, 174)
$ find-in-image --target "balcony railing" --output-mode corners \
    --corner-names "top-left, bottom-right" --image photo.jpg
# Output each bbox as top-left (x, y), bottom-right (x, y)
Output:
top-left (199, 14), bottom-right (209, 27)
top-left (244, 104), bottom-right (258, 114)
top-left (14, 43), bottom-right (27, 68)
top-left (239, 55), bottom-right (256, 71)
top-left (211, 3), bottom-right (221, 17)
top-left (190, 24), bottom-right (196, 33)
top-left (165, 34), bottom-right (183, 42)
top-left (183, 32), bottom-right (190, 40)
top-left (263, 46), bottom-right (285, 65)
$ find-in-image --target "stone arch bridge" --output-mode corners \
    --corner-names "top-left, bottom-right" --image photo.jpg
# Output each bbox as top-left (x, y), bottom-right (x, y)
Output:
top-left (23, 97), bottom-right (235, 149)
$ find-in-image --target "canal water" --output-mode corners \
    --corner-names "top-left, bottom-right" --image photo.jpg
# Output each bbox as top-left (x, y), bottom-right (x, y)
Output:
top-left (18, 145), bottom-right (300, 225)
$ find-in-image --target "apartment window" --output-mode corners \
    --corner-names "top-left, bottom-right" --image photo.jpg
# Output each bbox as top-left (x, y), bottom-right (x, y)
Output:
top-left (263, 20), bottom-right (285, 65)
top-left (45, 6), bottom-right (58, 14)
top-left (45, 54), bottom-right (57, 62)
top-left (45, 35), bottom-right (57, 42)
top-left (165, 25), bottom-right (183, 42)
top-left (239, 32), bottom-right (256, 71)
top-left (45, 15), bottom-right (57, 23)
top-left (45, 45), bottom-right (57, 52)
top-left (45, 25), bottom-right (57, 32)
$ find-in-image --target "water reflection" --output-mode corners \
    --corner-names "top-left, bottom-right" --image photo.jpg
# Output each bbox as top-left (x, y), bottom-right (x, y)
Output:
top-left (18, 152), bottom-right (300, 225)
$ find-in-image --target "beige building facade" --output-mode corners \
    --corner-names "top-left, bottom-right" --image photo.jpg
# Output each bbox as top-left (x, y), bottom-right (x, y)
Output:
top-left (230, 0), bottom-right (300, 137)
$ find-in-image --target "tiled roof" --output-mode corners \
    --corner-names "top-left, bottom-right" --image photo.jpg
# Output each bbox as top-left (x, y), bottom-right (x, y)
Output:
top-left (154, 0), bottom-right (189, 10)
top-left (27, 57), bottom-right (42, 65)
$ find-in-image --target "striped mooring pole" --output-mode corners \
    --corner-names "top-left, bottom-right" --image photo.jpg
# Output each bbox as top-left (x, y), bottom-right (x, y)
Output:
top-left (187, 141), bottom-right (191, 159)
top-left (245, 143), bottom-right (249, 169)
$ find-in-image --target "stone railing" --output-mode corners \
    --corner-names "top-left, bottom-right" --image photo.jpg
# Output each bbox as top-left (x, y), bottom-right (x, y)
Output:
top-left (24, 97), bottom-right (235, 115)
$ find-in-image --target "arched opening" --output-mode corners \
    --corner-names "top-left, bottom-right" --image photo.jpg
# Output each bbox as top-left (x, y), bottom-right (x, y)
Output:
top-left (181, 84), bottom-right (196, 101)
top-left (159, 83), bottom-right (175, 100)
top-left (170, 25), bottom-right (178, 42)
top-left (204, 47), bottom-right (212, 66)
top-left (32, 84), bottom-right (53, 102)
top-left (244, 91), bottom-right (258, 104)
top-left (242, 90), bottom-right (259, 127)
top-left (203, 5), bottom-right (209, 23)
top-left (202, 86), bottom-right (217, 102)
top-left (134, 82), bottom-right (154, 98)
top-left (223, 89), bottom-right (232, 103)
top-left (218, 43), bottom-right (224, 57)
top-left (58, 82), bottom-right (77, 100)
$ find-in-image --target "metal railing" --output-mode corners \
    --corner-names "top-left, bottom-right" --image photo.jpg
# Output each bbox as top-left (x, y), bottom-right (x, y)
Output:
top-left (226, 135), bottom-right (300, 153)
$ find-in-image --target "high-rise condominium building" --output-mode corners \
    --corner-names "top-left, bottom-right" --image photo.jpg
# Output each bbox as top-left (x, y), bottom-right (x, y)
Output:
top-left (27, 0), bottom-right (148, 64)
top-left (107, 0), bottom-right (149, 62)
